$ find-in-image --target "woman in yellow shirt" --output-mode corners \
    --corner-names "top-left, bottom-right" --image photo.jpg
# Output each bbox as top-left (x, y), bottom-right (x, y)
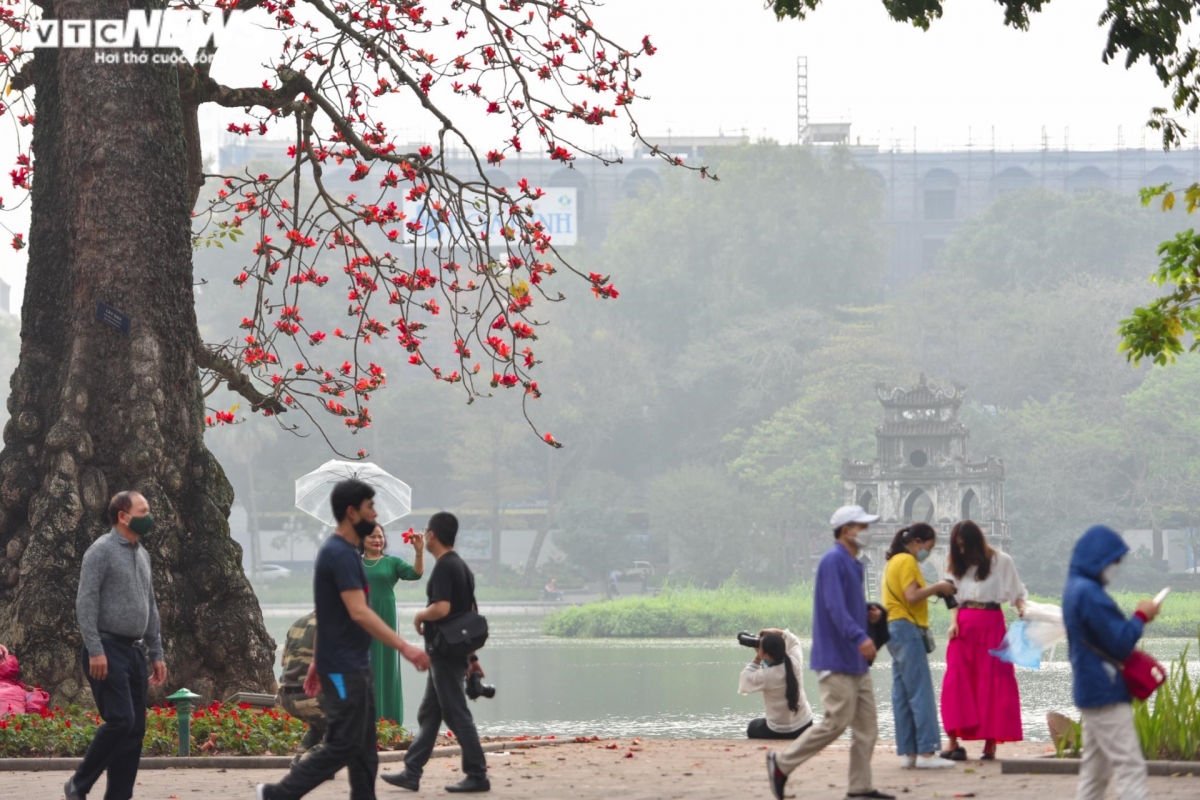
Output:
top-left (882, 523), bottom-right (957, 770)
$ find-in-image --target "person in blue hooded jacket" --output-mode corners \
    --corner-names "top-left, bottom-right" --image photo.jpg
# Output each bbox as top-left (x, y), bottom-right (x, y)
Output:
top-left (1063, 525), bottom-right (1161, 800)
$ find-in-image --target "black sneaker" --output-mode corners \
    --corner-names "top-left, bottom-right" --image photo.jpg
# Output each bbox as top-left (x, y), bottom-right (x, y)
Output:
top-left (766, 751), bottom-right (787, 800)
top-left (845, 791), bottom-right (896, 799)
top-left (939, 747), bottom-right (966, 761)
top-left (445, 776), bottom-right (491, 793)
top-left (381, 771), bottom-right (420, 791)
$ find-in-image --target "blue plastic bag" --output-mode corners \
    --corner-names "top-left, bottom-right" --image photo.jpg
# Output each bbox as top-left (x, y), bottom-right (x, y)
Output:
top-left (988, 620), bottom-right (1043, 669)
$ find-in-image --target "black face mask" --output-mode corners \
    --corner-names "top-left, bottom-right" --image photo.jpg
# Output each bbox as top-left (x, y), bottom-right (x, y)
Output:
top-left (352, 518), bottom-right (376, 540)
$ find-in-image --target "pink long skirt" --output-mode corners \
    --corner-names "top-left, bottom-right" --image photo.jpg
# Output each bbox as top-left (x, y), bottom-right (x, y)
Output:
top-left (940, 607), bottom-right (1023, 742)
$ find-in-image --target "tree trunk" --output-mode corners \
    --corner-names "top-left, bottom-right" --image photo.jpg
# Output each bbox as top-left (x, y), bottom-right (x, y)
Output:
top-left (523, 447), bottom-right (565, 585)
top-left (522, 509), bottom-right (554, 585)
top-left (489, 426), bottom-right (502, 573)
top-left (247, 461), bottom-right (262, 581)
top-left (0, 1), bottom-right (276, 704)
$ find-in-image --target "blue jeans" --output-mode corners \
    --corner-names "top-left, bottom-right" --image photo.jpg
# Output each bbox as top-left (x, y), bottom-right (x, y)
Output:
top-left (887, 619), bottom-right (941, 756)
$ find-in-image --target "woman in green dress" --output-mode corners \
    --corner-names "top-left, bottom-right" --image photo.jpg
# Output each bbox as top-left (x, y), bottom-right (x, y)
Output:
top-left (362, 524), bottom-right (424, 724)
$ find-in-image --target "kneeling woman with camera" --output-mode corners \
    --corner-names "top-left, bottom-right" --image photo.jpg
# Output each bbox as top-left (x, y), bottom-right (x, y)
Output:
top-left (738, 629), bottom-right (813, 740)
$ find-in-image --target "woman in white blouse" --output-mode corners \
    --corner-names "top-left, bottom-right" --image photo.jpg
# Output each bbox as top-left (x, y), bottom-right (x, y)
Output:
top-left (939, 520), bottom-right (1028, 761)
top-left (738, 629), bottom-right (814, 740)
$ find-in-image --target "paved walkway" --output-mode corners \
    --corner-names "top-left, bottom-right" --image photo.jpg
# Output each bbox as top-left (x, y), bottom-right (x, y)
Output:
top-left (5, 739), bottom-right (1197, 799)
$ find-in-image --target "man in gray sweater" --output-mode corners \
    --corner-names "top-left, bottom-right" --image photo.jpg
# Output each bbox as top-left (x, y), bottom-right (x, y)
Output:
top-left (65, 490), bottom-right (168, 800)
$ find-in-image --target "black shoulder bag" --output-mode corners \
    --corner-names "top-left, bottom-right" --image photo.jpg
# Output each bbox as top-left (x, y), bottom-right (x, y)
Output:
top-left (429, 567), bottom-right (489, 660)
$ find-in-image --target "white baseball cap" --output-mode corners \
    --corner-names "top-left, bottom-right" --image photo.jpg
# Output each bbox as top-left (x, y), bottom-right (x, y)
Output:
top-left (830, 505), bottom-right (881, 529)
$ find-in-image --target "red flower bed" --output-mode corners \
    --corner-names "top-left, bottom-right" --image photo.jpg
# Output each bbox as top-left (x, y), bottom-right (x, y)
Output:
top-left (0, 703), bottom-right (410, 758)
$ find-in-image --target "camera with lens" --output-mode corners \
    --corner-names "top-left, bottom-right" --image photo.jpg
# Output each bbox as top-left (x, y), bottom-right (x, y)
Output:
top-left (737, 631), bottom-right (761, 649)
top-left (465, 672), bottom-right (496, 700)
top-left (942, 579), bottom-right (959, 610)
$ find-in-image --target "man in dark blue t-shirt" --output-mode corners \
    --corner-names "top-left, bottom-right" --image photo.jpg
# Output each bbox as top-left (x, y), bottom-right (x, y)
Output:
top-left (258, 480), bottom-right (429, 800)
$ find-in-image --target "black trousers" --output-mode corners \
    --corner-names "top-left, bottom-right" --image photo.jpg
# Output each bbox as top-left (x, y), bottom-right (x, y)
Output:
top-left (403, 656), bottom-right (487, 781)
top-left (747, 717), bottom-right (812, 740)
top-left (73, 641), bottom-right (147, 800)
top-left (270, 670), bottom-right (377, 800)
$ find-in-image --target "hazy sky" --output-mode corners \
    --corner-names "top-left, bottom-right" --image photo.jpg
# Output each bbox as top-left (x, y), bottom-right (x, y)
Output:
top-left (0, 0), bottom-right (1182, 304)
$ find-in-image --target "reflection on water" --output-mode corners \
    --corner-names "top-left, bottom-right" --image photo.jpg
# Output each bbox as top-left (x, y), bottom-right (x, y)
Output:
top-left (263, 616), bottom-right (1198, 742)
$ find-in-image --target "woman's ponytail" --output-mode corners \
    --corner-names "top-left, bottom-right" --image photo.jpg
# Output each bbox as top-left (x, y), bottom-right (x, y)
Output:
top-left (782, 657), bottom-right (800, 714)
top-left (886, 523), bottom-right (937, 560)
top-left (760, 633), bottom-right (799, 714)
top-left (886, 526), bottom-right (913, 560)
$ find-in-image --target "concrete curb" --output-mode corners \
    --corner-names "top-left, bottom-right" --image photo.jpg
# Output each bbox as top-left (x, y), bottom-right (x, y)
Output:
top-left (0, 737), bottom-right (582, 772)
top-left (1001, 757), bottom-right (1200, 777)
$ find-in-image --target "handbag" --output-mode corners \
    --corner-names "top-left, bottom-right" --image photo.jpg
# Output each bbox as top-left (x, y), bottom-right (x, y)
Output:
top-left (866, 602), bottom-right (890, 649)
top-left (429, 610), bottom-right (489, 660)
top-left (1085, 641), bottom-right (1166, 701)
top-left (1119, 650), bottom-right (1167, 700)
top-left (428, 567), bottom-right (489, 660)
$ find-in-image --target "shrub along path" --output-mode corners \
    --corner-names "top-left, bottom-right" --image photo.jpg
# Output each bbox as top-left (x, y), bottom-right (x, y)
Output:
top-left (4, 739), bottom-right (1197, 799)
top-left (544, 584), bottom-right (1200, 638)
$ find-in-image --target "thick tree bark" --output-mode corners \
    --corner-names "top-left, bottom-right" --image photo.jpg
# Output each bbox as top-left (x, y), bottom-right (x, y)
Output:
top-left (0, 0), bottom-right (276, 703)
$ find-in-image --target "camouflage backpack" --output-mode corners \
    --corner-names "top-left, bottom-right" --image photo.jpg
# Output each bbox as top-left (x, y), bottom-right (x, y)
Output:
top-left (281, 611), bottom-right (317, 688)
top-left (278, 611), bottom-right (324, 725)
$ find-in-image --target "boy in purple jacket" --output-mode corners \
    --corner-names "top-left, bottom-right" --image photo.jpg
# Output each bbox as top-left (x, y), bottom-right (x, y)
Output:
top-left (766, 506), bottom-right (894, 800)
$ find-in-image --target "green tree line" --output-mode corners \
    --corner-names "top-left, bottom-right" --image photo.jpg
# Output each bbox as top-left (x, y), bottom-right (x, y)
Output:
top-left (174, 144), bottom-right (1200, 594)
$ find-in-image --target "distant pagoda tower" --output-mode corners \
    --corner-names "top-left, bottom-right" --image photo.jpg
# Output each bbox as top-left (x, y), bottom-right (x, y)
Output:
top-left (840, 375), bottom-right (1008, 595)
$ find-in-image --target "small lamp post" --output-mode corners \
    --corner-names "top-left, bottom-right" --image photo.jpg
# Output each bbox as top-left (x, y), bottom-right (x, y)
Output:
top-left (165, 688), bottom-right (202, 757)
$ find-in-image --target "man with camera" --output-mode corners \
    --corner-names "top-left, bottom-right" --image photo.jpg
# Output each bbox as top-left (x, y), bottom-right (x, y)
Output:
top-left (384, 512), bottom-right (490, 793)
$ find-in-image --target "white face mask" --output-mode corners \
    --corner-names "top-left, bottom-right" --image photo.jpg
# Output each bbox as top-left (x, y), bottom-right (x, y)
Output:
top-left (1100, 563), bottom-right (1120, 586)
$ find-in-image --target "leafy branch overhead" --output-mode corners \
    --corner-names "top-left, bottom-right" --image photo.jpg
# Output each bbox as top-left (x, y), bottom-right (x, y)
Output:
top-left (1117, 184), bottom-right (1200, 366)
top-left (0, 0), bottom-right (713, 453)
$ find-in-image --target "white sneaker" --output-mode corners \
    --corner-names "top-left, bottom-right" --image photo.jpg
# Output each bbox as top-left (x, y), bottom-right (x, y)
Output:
top-left (899, 755), bottom-right (916, 769)
top-left (915, 754), bottom-right (958, 769)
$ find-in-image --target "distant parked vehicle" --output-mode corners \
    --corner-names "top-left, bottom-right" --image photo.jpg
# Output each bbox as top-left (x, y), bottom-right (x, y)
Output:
top-left (623, 561), bottom-right (655, 580)
top-left (247, 564), bottom-right (292, 582)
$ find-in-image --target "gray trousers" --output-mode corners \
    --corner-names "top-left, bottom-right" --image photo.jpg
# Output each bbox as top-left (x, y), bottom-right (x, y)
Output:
top-left (1076, 703), bottom-right (1147, 800)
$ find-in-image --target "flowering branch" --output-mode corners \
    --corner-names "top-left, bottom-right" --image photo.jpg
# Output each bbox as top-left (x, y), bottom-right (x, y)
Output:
top-left (196, 344), bottom-right (288, 415)
top-left (0, 0), bottom-right (715, 451)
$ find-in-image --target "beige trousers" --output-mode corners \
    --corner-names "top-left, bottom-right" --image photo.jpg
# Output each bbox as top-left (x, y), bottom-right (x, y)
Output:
top-left (1075, 703), bottom-right (1147, 800)
top-left (776, 671), bottom-right (877, 794)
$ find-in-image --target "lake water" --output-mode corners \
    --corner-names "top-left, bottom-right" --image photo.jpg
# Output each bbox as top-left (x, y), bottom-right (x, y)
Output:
top-left (262, 614), bottom-right (1198, 743)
